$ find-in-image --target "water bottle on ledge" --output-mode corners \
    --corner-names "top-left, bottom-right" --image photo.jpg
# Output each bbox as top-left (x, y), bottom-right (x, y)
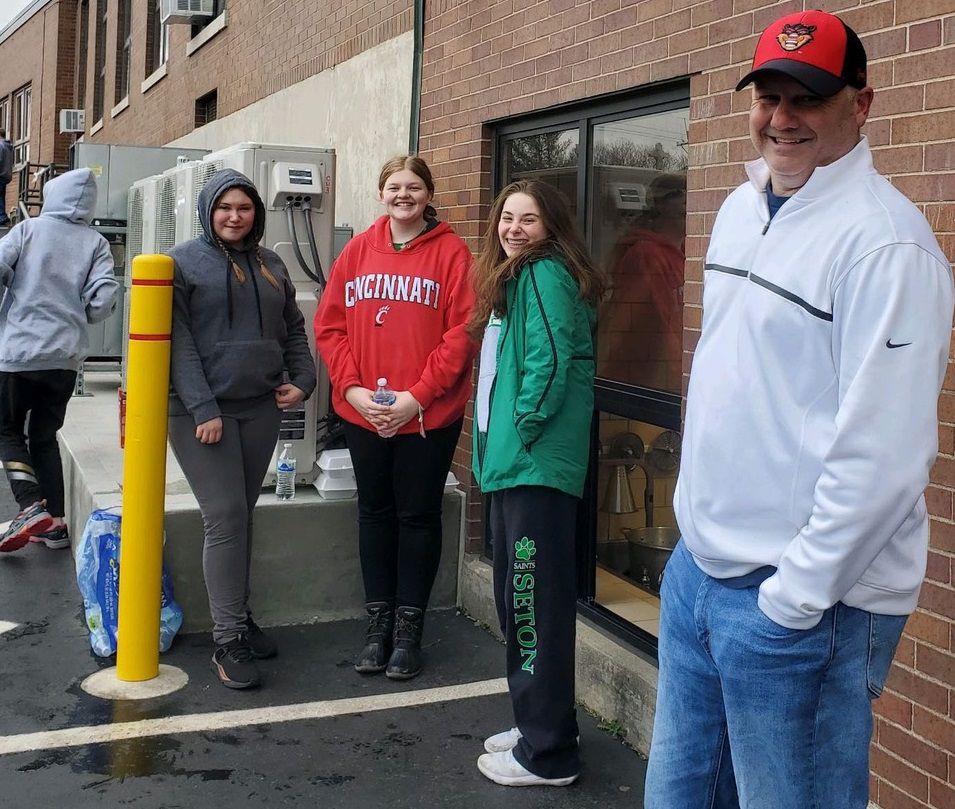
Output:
top-left (276, 442), bottom-right (296, 500)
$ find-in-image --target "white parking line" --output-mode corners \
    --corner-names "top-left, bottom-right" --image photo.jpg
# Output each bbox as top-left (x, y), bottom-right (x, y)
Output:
top-left (0, 677), bottom-right (509, 756)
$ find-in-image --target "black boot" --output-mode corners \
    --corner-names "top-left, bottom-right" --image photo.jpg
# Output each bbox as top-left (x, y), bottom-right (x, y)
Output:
top-left (386, 606), bottom-right (424, 680)
top-left (354, 601), bottom-right (394, 674)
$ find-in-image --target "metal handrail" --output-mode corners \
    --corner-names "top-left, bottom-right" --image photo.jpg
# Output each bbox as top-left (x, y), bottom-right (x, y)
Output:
top-left (14, 161), bottom-right (67, 222)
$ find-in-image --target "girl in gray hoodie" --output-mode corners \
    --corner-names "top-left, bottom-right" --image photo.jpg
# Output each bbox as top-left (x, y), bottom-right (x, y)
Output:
top-left (167, 169), bottom-right (315, 689)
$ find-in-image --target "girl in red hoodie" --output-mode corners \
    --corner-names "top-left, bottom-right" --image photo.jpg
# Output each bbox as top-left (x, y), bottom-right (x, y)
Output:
top-left (314, 155), bottom-right (476, 680)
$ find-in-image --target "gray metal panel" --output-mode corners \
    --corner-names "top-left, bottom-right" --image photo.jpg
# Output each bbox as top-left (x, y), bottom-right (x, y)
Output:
top-left (70, 143), bottom-right (210, 221)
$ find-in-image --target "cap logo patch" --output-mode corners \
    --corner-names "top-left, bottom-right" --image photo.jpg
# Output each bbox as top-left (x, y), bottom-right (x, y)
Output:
top-left (776, 23), bottom-right (816, 52)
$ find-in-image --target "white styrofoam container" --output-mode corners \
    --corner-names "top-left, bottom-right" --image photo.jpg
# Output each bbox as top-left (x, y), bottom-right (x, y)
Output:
top-left (314, 471), bottom-right (357, 500)
top-left (317, 448), bottom-right (354, 479)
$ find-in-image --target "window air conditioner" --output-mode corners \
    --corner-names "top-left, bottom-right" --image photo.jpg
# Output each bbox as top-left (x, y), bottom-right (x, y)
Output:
top-left (160, 0), bottom-right (216, 25)
top-left (59, 108), bottom-right (85, 134)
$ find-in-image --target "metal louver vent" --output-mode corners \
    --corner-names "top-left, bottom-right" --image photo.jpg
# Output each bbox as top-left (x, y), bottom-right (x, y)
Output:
top-left (126, 186), bottom-right (144, 262)
top-left (192, 160), bottom-right (223, 238)
top-left (156, 177), bottom-right (177, 253)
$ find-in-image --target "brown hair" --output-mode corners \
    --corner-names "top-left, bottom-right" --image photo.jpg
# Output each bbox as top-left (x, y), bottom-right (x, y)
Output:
top-left (468, 180), bottom-right (606, 337)
top-left (378, 155), bottom-right (438, 221)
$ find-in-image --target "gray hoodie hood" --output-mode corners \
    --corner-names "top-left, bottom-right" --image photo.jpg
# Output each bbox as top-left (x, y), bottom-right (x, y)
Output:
top-left (40, 168), bottom-right (99, 225)
top-left (197, 168), bottom-right (266, 250)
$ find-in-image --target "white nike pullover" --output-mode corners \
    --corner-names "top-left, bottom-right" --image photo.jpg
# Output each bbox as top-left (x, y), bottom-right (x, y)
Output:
top-left (674, 137), bottom-right (954, 629)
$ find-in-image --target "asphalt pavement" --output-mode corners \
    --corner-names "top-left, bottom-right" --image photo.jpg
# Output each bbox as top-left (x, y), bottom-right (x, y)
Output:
top-left (0, 468), bottom-right (648, 808)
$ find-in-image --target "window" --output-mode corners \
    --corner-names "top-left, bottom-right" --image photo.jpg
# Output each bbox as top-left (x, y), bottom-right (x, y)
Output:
top-left (115, 0), bottom-right (132, 103)
top-left (492, 82), bottom-right (690, 652)
top-left (195, 90), bottom-right (218, 128)
top-left (191, 0), bottom-right (224, 36)
top-left (77, 1), bottom-right (90, 109)
top-left (0, 97), bottom-right (8, 136)
top-left (12, 84), bottom-right (31, 168)
top-left (146, 0), bottom-right (169, 77)
top-left (93, 0), bottom-right (107, 121)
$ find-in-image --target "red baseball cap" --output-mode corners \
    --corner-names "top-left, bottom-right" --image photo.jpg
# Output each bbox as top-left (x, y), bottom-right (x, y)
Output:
top-left (736, 10), bottom-right (867, 96)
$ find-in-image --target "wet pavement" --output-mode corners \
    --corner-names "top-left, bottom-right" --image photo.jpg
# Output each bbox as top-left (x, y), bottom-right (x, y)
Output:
top-left (0, 495), bottom-right (648, 808)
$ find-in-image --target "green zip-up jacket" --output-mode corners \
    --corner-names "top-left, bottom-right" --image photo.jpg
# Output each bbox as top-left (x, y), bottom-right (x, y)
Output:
top-left (473, 256), bottom-right (596, 498)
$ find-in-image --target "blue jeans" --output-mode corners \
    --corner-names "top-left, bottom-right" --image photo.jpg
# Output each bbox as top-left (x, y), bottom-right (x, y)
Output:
top-left (645, 540), bottom-right (906, 809)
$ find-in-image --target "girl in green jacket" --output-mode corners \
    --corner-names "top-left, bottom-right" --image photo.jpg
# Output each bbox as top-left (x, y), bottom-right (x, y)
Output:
top-left (470, 180), bottom-right (606, 787)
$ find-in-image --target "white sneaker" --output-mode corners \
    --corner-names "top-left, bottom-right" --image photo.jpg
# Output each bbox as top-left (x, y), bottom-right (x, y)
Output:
top-left (484, 727), bottom-right (522, 753)
top-left (476, 749), bottom-right (578, 787)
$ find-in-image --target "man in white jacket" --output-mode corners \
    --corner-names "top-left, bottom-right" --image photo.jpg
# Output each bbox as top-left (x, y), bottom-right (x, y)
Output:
top-left (646, 10), bottom-right (954, 809)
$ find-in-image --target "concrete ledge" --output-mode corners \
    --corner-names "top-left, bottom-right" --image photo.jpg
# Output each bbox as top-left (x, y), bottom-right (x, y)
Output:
top-left (457, 552), bottom-right (659, 756)
top-left (60, 376), bottom-right (461, 633)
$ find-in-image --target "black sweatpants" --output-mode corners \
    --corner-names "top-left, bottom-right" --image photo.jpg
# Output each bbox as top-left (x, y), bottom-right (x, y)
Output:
top-left (490, 485), bottom-right (580, 779)
top-left (344, 419), bottom-right (462, 610)
top-left (0, 370), bottom-right (77, 516)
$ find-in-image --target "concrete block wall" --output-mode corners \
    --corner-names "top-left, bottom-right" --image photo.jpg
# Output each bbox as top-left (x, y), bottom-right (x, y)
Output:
top-left (418, 3), bottom-right (955, 808)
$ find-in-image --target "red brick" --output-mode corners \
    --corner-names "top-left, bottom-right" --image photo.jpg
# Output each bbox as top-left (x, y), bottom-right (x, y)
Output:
top-left (887, 665), bottom-right (950, 714)
top-left (874, 689), bottom-right (915, 729)
top-left (871, 145), bottom-right (924, 175)
top-left (878, 779), bottom-right (937, 809)
top-left (930, 519), bottom-right (955, 553)
top-left (908, 609), bottom-right (951, 648)
top-left (915, 642), bottom-right (955, 686)
top-left (910, 19), bottom-right (943, 50)
top-left (862, 28), bottom-right (908, 60)
top-left (928, 776), bottom-right (955, 809)
top-left (926, 488), bottom-right (954, 522)
top-left (870, 746), bottom-right (929, 803)
top-left (913, 706), bottom-right (955, 753)
top-left (919, 581), bottom-right (955, 622)
top-left (878, 719), bottom-right (949, 777)
top-left (895, 48), bottom-right (955, 85)
top-left (897, 0), bottom-right (955, 25)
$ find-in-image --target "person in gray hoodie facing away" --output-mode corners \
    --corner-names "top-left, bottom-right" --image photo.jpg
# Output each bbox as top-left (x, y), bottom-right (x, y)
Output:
top-left (0, 129), bottom-right (13, 226)
top-left (0, 168), bottom-right (118, 552)
top-left (167, 168), bottom-right (316, 690)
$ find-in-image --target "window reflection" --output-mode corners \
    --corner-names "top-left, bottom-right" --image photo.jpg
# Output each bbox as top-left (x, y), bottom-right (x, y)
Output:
top-left (503, 129), bottom-right (579, 216)
top-left (595, 415), bottom-right (682, 637)
top-left (593, 111), bottom-right (688, 393)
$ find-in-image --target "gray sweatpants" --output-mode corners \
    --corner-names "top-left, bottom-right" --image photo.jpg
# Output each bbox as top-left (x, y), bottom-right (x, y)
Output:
top-left (168, 397), bottom-right (281, 644)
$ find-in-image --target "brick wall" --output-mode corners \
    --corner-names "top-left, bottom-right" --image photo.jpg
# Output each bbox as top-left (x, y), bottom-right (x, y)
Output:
top-left (419, 2), bottom-right (955, 806)
top-left (84, 0), bottom-right (413, 146)
top-left (0, 1), bottom-right (74, 214)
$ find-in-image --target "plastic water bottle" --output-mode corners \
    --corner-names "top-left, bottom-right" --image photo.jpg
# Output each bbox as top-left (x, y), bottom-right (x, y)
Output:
top-left (276, 443), bottom-right (296, 500)
top-left (372, 378), bottom-right (398, 438)
top-left (372, 377), bottom-right (397, 406)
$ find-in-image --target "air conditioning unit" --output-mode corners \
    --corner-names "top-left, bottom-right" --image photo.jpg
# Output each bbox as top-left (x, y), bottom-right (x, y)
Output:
top-left (59, 108), bottom-right (85, 134)
top-left (160, 0), bottom-right (215, 25)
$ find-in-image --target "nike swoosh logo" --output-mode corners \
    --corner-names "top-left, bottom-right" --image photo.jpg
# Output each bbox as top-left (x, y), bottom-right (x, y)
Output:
top-left (885, 339), bottom-right (912, 349)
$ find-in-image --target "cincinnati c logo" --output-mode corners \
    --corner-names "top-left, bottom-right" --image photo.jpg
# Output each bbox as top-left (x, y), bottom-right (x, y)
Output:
top-left (777, 23), bottom-right (815, 51)
top-left (375, 305), bottom-right (391, 326)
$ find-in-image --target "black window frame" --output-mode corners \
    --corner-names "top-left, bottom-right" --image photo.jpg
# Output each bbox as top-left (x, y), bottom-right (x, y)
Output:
top-left (92, 0), bottom-right (108, 122)
top-left (488, 80), bottom-right (691, 657)
top-left (114, 0), bottom-right (132, 104)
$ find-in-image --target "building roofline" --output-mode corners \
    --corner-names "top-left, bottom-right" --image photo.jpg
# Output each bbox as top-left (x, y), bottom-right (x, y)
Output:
top-left (0, 0), bottom-right (54, 46)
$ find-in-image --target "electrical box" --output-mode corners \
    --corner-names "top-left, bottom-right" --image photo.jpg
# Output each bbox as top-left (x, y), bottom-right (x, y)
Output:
top-left (70, 143), bottom-right (209, 224)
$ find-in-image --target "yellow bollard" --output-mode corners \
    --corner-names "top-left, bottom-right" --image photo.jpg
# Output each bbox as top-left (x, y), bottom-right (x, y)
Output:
top-left (117, 254), bottom-right (174, 681)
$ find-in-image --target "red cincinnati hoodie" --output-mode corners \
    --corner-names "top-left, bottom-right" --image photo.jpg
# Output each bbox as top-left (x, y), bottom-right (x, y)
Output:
top-left (314, 215), bottom-right (477, 434)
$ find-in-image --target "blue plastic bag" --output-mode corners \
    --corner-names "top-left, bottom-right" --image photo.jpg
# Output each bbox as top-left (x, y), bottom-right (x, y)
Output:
top-left (75, 509), bottom-right (183, 657)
